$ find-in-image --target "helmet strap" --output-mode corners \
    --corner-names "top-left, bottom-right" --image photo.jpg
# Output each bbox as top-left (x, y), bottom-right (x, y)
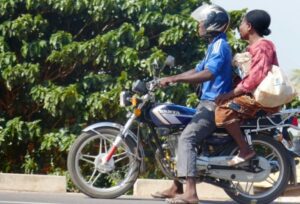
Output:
top-left (200, 31), bottom-right (221, 42)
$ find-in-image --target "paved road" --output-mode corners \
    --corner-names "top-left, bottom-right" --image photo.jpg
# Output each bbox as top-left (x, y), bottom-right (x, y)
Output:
top-left (1, 192), bottom-right (164, 204)
top-left (0, 191), bottom-right (299, 204)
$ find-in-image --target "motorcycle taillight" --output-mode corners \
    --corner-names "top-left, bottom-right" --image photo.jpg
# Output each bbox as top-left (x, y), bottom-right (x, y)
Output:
top-left (292, 116), bottom-right (299, 126)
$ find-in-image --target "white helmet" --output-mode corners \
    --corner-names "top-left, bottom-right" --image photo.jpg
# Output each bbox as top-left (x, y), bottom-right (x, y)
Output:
top-left (191, 4), bottom-right (230, 35)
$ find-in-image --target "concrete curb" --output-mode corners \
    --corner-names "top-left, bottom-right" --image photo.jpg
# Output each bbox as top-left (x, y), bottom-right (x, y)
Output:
top-left (134, 163), bottom-right (300, 199)
top-left (133, 179), bottom-right (229, 199)
top-left (0, 173), bottom-right (66, 193)
top-left (133, 179), bottom-right (300, 199)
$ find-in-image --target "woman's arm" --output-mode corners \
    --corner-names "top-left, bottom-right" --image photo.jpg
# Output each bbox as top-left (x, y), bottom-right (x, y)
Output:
top-left (237, 42), bottom-right (275, 93)
top-left (215, 86), bottom-right (244, 105)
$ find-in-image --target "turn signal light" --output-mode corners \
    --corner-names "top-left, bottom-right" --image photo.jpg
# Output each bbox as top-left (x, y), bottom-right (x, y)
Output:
top-left (134, 108), bottom-right (142, 117)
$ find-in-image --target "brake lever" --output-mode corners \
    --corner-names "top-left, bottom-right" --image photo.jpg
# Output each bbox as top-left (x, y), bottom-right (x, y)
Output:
top-left (146, 79), bottom-right (160, 91)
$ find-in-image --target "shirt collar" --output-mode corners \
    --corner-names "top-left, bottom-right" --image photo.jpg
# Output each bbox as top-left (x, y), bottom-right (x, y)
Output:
top-left (210, 32), bottom-right (227, 44)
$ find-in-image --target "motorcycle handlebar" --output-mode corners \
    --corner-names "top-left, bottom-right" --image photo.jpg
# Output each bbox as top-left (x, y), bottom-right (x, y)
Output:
top-left (146, 79), bottom-right (160, 91)
top-left (146, 79), bottom-right (177, 92)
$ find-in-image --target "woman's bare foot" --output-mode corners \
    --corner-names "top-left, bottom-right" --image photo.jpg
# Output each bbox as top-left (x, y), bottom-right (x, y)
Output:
top-left (239, 149), bottom-right (256, 159)
top-left (228, 149), bottom-right (256, 166)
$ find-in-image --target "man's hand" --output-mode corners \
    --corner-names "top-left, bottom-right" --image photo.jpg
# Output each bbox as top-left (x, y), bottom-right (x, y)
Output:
top-left (159, 76), bottom-right (176, 87)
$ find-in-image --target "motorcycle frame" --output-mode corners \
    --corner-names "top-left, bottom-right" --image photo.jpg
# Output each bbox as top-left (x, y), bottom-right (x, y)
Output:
top-left (242, 109), bottom-right (300, 133)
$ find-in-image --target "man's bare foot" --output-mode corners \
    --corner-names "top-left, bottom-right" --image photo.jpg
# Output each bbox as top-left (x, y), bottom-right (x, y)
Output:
top-left (166, 194), bottom-right (199, 204)
top-left (151, 182), bottom-right (183, 199)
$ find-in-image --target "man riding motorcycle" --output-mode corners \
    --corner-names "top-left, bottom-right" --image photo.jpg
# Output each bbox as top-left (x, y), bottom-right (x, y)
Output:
top-left (151, 4), bottom-right (232, 203)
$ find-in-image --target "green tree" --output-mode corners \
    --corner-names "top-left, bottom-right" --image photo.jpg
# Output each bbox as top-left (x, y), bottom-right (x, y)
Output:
top-left (0, 0), bottom-right (244, 180)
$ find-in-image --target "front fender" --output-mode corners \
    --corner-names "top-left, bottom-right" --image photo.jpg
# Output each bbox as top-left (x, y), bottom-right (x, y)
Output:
top-left (83, 122), bottom-right (124, 132)
top-left (82, 122), bottom-right (146, 172)
top-left (82, 122), bottom-right (139, 145)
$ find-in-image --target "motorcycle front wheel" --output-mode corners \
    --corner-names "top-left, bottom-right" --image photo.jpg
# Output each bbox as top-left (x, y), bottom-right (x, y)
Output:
top-left (224, 134), bottom-right (290, 204)
top-left (67, 127), bottom-right (141, 198)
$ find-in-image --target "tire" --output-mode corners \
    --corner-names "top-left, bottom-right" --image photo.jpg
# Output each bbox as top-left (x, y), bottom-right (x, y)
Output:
top-left (223, 134), bottom-right (290, 204)
top-left (67, 127), bottom-right (141, 198)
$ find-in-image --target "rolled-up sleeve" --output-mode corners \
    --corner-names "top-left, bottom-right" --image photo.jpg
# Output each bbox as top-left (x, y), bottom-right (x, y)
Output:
top-left (205, 40), bottom-right (225, 76)
top-left (195, 60), bottom-right (205, 72)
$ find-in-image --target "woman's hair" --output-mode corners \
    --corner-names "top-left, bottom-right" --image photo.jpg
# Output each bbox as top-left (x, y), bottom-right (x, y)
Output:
top-left (245, 10), bottom-right (271, 36)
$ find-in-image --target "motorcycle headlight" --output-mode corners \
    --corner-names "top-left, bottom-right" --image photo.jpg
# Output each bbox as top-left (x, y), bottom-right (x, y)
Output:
top-left (120, 91), bottom-right (131, 107)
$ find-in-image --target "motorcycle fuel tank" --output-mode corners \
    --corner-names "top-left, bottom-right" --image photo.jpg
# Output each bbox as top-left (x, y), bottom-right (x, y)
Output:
top-left (150, 104), bottom-right (196, 127)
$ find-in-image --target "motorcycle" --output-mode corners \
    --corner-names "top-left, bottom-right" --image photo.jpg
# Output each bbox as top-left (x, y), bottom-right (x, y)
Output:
top-left (67, 57), bottom-right (300, 204)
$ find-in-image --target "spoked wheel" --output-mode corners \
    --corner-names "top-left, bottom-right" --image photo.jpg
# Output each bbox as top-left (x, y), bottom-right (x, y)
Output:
top-left (67, 127), bottom-right (141, 198)
top-left (224, 135), bottom-right (290, 204)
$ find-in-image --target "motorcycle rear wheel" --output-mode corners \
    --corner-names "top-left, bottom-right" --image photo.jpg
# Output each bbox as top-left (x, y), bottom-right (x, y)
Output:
top-left (67, 127), bottom-right (141, 198)
top-left (224, 134), bottom-right (290, 204)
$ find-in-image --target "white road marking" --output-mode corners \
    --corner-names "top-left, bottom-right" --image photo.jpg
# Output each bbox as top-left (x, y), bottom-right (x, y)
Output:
top-left (0, 201), bottom-right (60, 204)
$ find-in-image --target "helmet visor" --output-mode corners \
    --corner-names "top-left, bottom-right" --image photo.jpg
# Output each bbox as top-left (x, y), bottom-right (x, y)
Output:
top-left (191, 4), bottom-right (211, 23)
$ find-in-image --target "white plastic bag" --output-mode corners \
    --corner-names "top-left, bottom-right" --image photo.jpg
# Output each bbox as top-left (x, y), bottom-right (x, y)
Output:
top-left (232, 52), bottom-right (252, 79)
top-left (253, 65), bottom-right (297, 107)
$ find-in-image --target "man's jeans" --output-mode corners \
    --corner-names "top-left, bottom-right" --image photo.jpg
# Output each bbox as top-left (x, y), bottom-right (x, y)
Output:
top-left (176, 100), bottom-right (216, 177)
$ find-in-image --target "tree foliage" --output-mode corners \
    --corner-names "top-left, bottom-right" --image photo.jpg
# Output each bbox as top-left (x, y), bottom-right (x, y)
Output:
top-left (0, 0), bottom-right (245, 182)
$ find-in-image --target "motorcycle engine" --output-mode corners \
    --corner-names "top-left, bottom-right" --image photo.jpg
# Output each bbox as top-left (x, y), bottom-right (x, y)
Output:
top-left (155, 128), bottom-right (180, 179)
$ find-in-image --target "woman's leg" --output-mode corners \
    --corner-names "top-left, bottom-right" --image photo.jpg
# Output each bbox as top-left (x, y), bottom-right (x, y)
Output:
top-left (215, 95), bottom-right (258, 165)
top-left (224, 121), bottom-right (255, 165)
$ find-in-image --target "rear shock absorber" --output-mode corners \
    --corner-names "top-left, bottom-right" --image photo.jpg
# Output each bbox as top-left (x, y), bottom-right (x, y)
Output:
top-left (244, 129), bottom-right (253, 150)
